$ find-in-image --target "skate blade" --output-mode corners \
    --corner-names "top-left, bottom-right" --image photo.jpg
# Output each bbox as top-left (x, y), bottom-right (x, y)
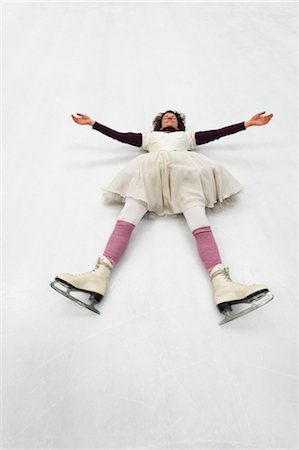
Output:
top-left (50, 280), bottom-right (100, 315)
top-left (219, 292), bottom-right (274, 326)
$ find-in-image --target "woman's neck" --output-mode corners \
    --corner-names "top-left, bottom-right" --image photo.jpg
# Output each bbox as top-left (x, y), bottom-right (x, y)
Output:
top-left (159, 126), bottom-right (179, 132)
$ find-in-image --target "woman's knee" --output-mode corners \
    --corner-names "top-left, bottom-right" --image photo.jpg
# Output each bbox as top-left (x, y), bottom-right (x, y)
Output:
top-left (183, 205), bottom-right (210, 232)
top-left (117, 197), bottom-right (148, 225)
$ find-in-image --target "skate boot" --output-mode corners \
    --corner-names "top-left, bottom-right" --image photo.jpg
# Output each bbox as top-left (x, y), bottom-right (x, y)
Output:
top-left (209, 264), bottom-right (274, 325)
top-left (50, 255), bottom-right (114, 314)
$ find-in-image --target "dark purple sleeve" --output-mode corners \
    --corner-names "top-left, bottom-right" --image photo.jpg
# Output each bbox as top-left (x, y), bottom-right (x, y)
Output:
top-left (92, 121), bottom-right (142, 147)
top-left (195, 122), bottom-right (246, 145)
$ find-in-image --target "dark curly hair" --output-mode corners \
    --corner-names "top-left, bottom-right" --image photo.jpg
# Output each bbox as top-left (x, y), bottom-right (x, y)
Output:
top-left (152, 110), bottom-right (186, 131)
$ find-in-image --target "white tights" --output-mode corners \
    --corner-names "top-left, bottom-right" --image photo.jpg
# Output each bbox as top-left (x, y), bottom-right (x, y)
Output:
top-left (117, 197), bottom-right (209, 231)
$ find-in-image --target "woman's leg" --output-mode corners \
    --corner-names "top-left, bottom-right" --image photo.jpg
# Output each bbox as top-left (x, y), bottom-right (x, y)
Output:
top-left (103, 198), bottom-right (148, 265)
top-left (183, 205), bottom-right (222, 272)
top-left (183, 205), bottom-right (272, 324)
top-left (51, 198), bottom-right (148, 311)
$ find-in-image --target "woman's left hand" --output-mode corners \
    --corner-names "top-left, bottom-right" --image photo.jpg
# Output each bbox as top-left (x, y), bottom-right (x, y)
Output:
top-left (246, 111), bottom-right (274, 127)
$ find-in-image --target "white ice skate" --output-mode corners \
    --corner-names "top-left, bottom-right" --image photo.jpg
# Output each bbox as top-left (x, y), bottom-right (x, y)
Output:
top-left (50, 255), bottom-right (114, 314)
top-left (209, 264), bottom-right (274, 325)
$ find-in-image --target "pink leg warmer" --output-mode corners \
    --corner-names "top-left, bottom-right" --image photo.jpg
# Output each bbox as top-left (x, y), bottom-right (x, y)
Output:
top-left (192, 226), bottom-right (222, 272)
top-left (103, 220), bottom-right (135, 266)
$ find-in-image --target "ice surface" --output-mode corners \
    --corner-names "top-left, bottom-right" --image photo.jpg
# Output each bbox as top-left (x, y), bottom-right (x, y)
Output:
top-left (2, 2), bottom-right (297, 449)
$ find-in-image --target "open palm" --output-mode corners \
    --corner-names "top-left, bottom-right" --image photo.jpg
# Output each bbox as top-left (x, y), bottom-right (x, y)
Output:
top-left (249, 111), bottom-right (273, 126)
top-left (71, 113), bottom-right (92, 125)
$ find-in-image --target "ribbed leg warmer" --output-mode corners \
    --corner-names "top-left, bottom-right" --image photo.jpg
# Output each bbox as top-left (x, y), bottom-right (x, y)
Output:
top-left (192, 226), bottom-right (222, 272)
top-left (103, 198), bottom-right (147, 266)
top-left (103, 203), bottom-right (222, 271)
top-left (103, 220), bottom-right (135, 265)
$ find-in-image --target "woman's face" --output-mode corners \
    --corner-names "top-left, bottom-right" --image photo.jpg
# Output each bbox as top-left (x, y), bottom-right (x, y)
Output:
top-left (160, 112), bottom-right (179, 130)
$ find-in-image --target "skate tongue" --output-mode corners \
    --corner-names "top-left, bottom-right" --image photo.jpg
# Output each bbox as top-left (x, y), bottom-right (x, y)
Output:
top-left (212, 263), bottom-right (225, 270)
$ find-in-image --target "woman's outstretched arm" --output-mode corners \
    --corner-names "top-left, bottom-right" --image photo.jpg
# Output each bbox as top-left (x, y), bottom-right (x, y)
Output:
top-left (91, 121), bottom-right (142, 147)
top-left (195, 111), bottom-right (273, 146)
top-left (71, 113), bottom-right (142, 147)
top-left (195, 121), bottom-right (246, 145)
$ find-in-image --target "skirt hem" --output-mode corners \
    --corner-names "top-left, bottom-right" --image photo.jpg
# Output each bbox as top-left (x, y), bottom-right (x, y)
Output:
top-left (101, 187), bottom-right (242, 218)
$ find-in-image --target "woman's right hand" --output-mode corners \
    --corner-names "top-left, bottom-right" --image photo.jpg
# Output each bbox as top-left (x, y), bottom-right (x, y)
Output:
top-left (71, 113), bottom-right (94, 126)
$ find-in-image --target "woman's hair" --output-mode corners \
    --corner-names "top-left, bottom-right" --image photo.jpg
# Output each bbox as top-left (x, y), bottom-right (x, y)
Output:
top-left (152, 110), bottom-right (186, 131)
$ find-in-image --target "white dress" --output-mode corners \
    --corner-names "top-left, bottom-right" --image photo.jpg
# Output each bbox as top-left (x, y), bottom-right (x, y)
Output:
top-left (101, 130), bottom-right (243, 216)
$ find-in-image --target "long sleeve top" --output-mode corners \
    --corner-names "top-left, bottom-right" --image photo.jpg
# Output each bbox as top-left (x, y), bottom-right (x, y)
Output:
top-left (92, 120), bottom-right (247, 148)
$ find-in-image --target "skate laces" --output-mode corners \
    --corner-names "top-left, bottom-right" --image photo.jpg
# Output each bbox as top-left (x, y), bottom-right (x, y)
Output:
top-left (223, 267), bottom-right (232, 281)
top-left (211, 266), bottom-right (262, 287)
top-left (220, 267), bottom-right (232, 282)
top-left (93, 258), bottom-right (101, 271)
top-left (69, 257), bottom-right (112, 277)
top-left (210, 266), bottom-right (232, 282)
top-left (92, 257), bottom-right (113, 272)
top-left (71, 259), bottom-right (100, 277)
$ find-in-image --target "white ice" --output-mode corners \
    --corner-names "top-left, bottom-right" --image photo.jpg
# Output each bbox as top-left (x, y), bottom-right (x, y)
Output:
top-left (2, 2), bottom-right (298, 449)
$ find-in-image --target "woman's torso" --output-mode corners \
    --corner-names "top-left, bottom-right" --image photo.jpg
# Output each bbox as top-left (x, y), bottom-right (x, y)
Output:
top-left (141, 131), bottom-right (197, 153)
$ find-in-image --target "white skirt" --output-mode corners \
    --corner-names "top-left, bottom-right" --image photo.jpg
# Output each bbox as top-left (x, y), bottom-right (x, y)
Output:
top-left (101, 150), bottom-right (243, 216)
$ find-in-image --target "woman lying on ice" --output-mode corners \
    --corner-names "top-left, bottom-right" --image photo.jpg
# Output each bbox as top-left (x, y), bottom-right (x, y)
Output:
top-left (51, 110), bottom-right (274, 325)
